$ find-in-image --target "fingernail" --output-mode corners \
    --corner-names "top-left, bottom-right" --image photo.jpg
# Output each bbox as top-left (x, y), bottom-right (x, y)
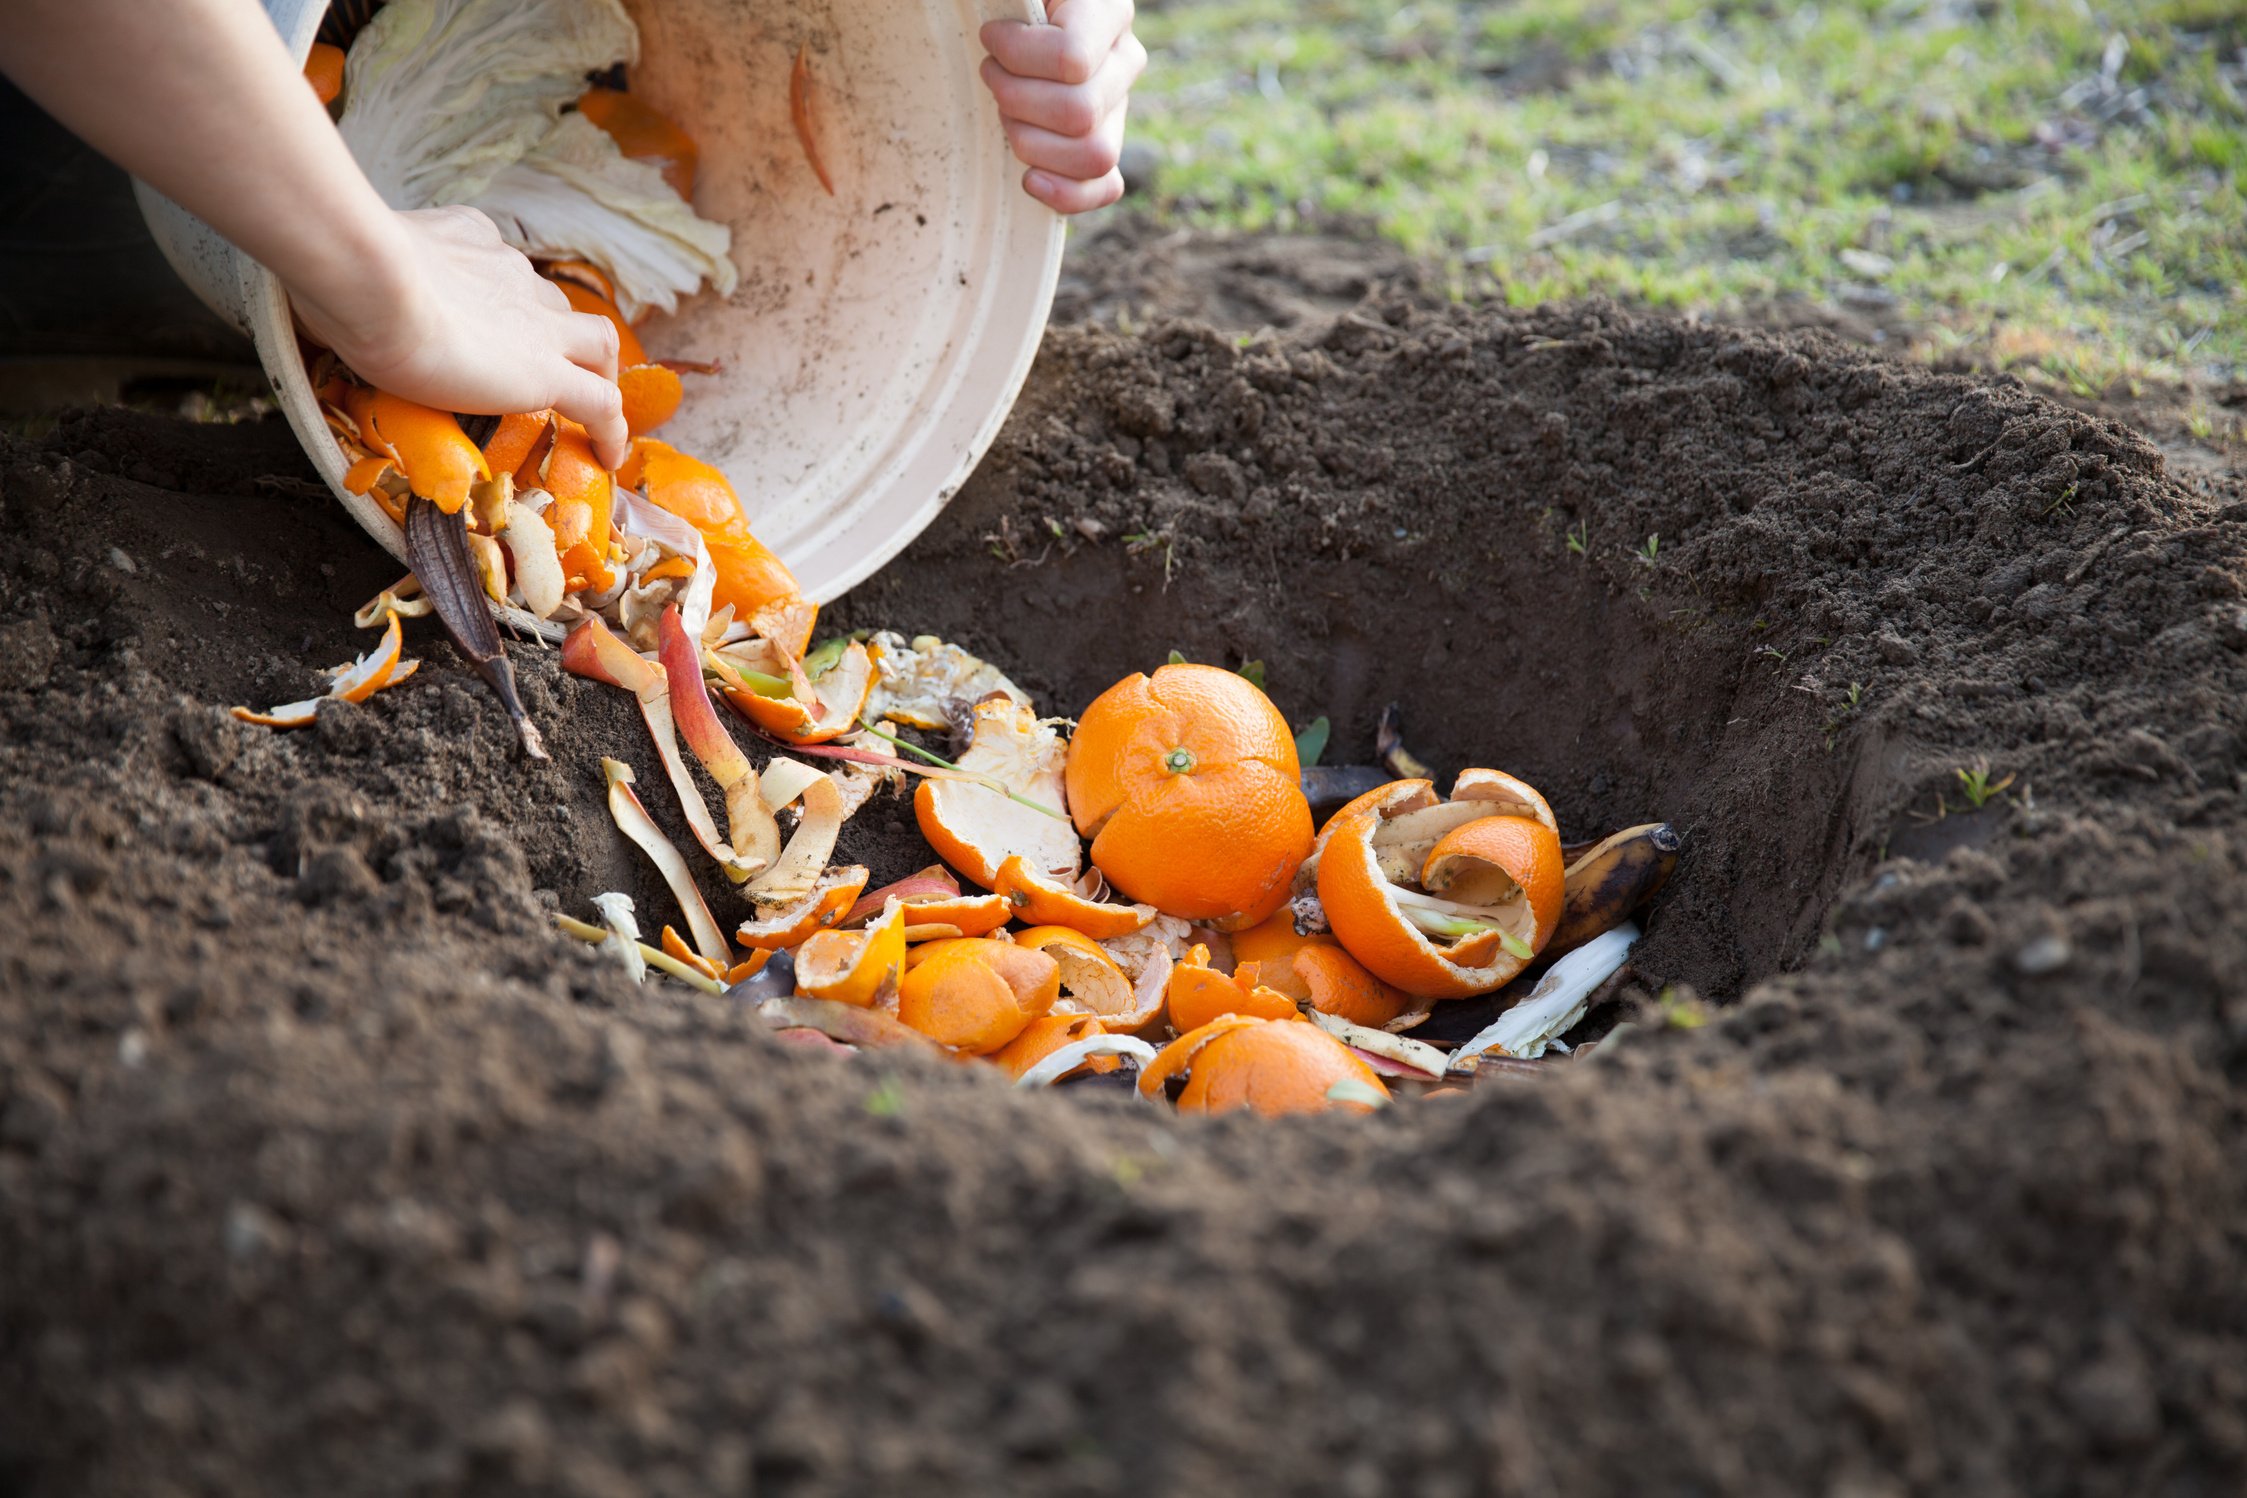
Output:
top-left (1026, 170), bottom-right (1057, 196)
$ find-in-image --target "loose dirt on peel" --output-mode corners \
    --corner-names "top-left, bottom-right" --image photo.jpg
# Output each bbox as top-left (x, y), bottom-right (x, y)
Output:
top-left (5, 235), bottom-right (2247, 1498)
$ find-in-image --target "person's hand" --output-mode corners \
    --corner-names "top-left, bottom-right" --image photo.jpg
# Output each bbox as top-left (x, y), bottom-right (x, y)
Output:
top-left (287, 205), bottom-right (630, 468)
top-left (979, 0), bottom-right (1146, 214)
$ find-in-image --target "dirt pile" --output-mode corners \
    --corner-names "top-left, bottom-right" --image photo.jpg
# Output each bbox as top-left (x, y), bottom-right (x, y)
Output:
top-left (3, 266), bottom-right (2246, 1496)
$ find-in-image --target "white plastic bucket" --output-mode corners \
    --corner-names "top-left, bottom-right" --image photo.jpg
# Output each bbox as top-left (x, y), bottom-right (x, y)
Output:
top-left (137, 0), bottom-right (1064, 613)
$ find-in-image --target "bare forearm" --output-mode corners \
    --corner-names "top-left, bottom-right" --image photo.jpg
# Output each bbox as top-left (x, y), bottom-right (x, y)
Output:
top-left (0, 0), bottom-right (410, 328)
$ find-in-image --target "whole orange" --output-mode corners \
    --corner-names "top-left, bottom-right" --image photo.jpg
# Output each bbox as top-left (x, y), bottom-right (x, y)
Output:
top-left (1064, 663), bottom-right (1312, 930)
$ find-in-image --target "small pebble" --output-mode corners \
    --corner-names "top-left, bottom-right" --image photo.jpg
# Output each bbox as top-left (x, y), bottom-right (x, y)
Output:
top-left (1863, 927), bottom-right (1887, 953)
top-left (2013, 932), bottom-right (2072, 975)
top-left (106, 547), bottom-right (137, 575)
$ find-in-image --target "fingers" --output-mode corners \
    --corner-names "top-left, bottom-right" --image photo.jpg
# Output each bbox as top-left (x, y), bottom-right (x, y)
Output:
top-left (559, 308), bottom-right (621, 383)
top-left (549, 364), bottom-right (630, 471)
top-left (979, 36), bottom-right (1140, 138)
top-left (1023, 165), bottom-right (1124, 214)
top-left (981, 0), bottom-right (1133, 85)
top-left (1003, 112), bottom-right (1124, 185)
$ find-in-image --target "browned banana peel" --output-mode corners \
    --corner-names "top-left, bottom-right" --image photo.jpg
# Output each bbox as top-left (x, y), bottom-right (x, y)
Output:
top-left (404, 493), bottom-right (547, 758)
top-left (1546, 823), bottom-right (1680, 958)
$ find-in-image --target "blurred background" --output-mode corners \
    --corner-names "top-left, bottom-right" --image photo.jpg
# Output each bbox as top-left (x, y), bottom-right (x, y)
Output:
top-left (1103, 0), bottom-right (2243, 448)
top-left (4, 1), bottom-right (2242, 451)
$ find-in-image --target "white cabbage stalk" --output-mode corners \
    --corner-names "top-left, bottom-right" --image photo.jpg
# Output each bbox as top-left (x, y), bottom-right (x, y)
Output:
top-left (474, 114), bottom-right (738, 319)
top-left (1452, 923), bottom-right (1639, 1067)
top-left (337, 0), bottom-right (734, 320)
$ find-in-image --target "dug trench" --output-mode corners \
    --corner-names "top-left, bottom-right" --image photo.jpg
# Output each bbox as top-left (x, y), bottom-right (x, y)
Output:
top-left (4, 265), bottom-right (2246, 1495)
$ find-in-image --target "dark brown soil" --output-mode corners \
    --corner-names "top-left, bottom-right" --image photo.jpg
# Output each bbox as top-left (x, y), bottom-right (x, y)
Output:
top-left (5, 234), bottom-right (2247, 1498)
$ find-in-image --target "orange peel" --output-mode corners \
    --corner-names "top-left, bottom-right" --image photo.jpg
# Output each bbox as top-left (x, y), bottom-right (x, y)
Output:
top-left (894, 938), bottom-right (1059, 1054)
top-left (993, 856), bottom-right (1155, 940)
top-left (1165, 944), bottom-right (1299, 1033)
top-left (480, 410), bottom-right (553, 481)
top-left (619, 364), bottom-right (685, 436)
top-left (304, 42), bottom-right (345, 106)
top-left (1289, 942), bottom-right (1423, 1031)
top-left (1147, 1015), bottom-right (1391, 1117)
top-left (988, 1014), bottom-right (1114, 1083)
top-left (577, 86), bottom-right (699, 200)
top-left (1012, 925), bottom-right (1163, 1034)
top-left (660, 926), bottom-right (723, 983)
top-left (232, 615), bottom-right (414, 726)
top-left (1315, 777), bottom-right (1566, 1000)
top-left (913, 699), bottom-right (1077, 890)
top-left (362, 392), bottom-right (488, 514)
top-left (793, 900), bottom-right (908, 1008)
top-left (724, 640), bottom-right (875, 744)
top-left (735, 865), bottom-right (869, 950)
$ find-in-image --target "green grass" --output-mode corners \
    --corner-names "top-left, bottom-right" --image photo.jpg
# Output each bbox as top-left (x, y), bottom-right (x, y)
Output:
top-left (1127, 0), bottom-right (2247, 394)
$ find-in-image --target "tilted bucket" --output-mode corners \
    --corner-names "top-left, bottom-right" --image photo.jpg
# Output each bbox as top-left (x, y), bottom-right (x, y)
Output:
top-left (136, 0), bottom-right (1065, 618)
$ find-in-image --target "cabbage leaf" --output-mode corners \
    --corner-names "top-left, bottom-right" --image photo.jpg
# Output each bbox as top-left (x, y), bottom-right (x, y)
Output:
top-left (337, 0), bottom-right (733, 320)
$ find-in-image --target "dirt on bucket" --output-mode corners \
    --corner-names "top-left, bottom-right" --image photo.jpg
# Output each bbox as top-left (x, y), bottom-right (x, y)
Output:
top-left (3, 231), bottom-right (2246, 1497)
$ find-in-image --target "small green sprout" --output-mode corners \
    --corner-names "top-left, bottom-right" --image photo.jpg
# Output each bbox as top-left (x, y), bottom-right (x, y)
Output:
top-left (1955, 761), bottom-right (2016, 809)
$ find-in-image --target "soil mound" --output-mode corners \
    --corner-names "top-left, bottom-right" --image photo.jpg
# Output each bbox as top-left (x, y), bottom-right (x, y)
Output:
top-left (4, 267), bottom-right (2245, 1496)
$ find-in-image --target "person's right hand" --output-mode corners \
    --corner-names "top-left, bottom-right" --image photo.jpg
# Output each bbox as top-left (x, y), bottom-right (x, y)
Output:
top-left (288, 204), bottom-right (631, 469)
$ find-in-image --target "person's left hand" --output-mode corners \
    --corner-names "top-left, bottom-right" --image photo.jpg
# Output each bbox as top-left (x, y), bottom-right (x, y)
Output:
top-left (979, 0), bottom-right (1146, 214)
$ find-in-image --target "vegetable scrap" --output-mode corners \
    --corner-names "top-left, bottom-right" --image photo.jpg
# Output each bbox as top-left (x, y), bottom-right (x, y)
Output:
top-left (270, 1), bottom-right (1685, 1120)
top-left (552, 624), bottom-right (1675, 1117)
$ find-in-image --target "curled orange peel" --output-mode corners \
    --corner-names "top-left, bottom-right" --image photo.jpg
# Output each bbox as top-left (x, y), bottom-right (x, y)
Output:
top-left (232, 614), bottom-right (415, 727)
top-left (1013, 925), bottom-right (1162, 1034)
top-left (481, 410), bottom-right (554, 481)
top-left (990, 1015), bottom-right (1127, 1084)
top-left (793, 900), bottom-right (908, 1008)
top-left (619, 364), bottom-right (684, 437)
top-left (1137, 1014), bottom-right (1264, 1100)
top-left (363, 392), bottom-right (488, 514)
top-left (1315, 778), bottom-right (1566, 1001)
top-left (894, 938), bottom-right (1059, 1054)
top-left (660, 925), bottom-right (723, 983)
top-left (735, 865), bottom-right (869, 950)
top-left (1140, 1015), bottom-right (1390, 1115)
top-left (304, 42), bottom-right (345, 106)
top-left (993, 856), bottom-right (1155, 940)
top-left (724, 640), bottom-right (875, 744)
top-left (913, 699), bottom-right (1078, 890)
top-left (1164, 943), bottom-right (1299, 1033)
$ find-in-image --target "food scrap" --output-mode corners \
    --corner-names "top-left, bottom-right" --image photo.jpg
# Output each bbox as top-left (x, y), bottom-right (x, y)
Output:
top-left (273, 1), bottom-right (1685, 1123)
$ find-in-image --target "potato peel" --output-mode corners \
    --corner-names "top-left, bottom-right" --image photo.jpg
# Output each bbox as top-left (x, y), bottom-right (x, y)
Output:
top-left (657, 604), bottom-right (782, 874)
top-left (602, 757), bottom-right (732, 968)
top-left (563, 616), bottom-right (766, 882)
